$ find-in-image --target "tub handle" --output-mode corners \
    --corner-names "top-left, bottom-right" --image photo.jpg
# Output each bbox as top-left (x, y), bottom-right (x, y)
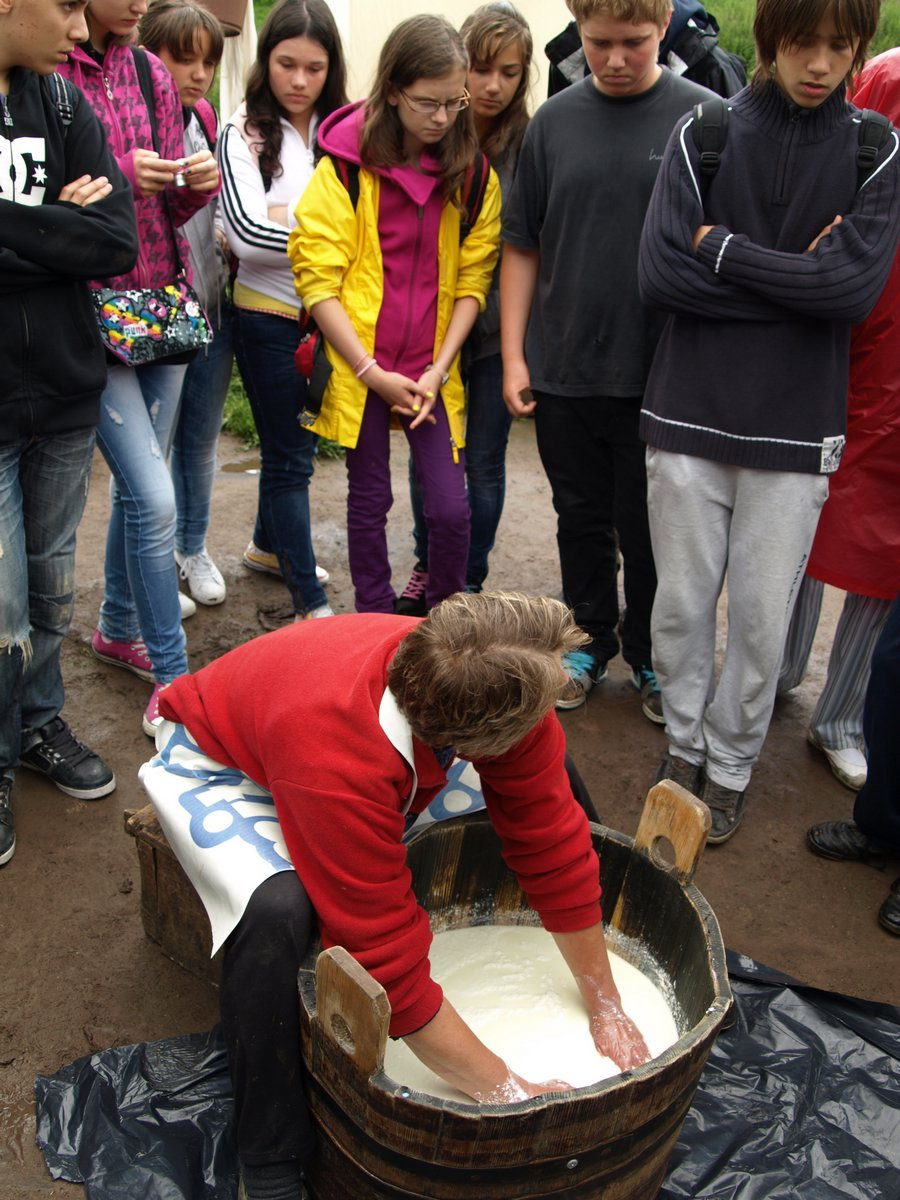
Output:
top-left (630, 779), bottom-right (711, 886)
top-left (314, 946), bottom-right (390, 1080)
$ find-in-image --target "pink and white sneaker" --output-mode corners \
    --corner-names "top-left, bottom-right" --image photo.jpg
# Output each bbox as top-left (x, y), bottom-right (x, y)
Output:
top-left (91, 630), bottom-right (154, 682)
top-left (142, 683), bottom-right (165, 738)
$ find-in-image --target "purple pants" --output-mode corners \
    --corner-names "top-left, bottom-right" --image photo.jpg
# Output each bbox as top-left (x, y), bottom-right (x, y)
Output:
top-left (346, 393), bottom-right (469, 612)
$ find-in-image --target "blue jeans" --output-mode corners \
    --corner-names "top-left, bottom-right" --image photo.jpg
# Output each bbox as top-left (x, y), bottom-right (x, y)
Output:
top-left (0, 429), bottom-right (96, 773)
top-left (96, 361), bottom-right (188, 684)
top-left (410, 354), bottom-right (511, 589)
top-left (233, 309), bottom-right (326, 613)
top-left (173, 305), bottom-right (234, 556)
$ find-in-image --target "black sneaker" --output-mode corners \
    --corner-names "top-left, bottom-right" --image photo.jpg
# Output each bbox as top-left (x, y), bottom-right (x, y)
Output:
top-left (19, 718), bottom-right (115, 800)
top-left (702, 776), bottom-right (746, 845)
top-left (631, 666), bottom-right (665, 725)
top-left (395, 562), bottom-right (429, 617)
top-left (0, 777), bottom-right (14, 867)
top-left (879, 878), bottom-right (900, 937)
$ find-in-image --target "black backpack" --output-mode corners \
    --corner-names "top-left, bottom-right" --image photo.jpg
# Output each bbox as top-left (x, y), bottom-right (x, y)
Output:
top-left (664, 14), bottom-right (747, 98)
top-left (691, 96), bottom-right (893, 195)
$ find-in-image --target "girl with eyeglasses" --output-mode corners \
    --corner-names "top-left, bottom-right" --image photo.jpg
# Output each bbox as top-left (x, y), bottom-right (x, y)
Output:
top-left (288, 14), bottom-right (501, 615)
top-left (397, 2), bottom-right (534, 615)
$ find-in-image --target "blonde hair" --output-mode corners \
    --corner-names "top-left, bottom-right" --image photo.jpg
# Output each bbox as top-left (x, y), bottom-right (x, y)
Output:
top-left (566, 0), bottom-right (673, 26)
top-left (388, 592), bottom-right (587, 759)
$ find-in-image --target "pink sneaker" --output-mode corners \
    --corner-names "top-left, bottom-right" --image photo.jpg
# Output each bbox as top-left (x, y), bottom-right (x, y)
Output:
top-left (91, 630), bottom-right (154, 682)
top-left (142, 683), bottom-right (165, 738)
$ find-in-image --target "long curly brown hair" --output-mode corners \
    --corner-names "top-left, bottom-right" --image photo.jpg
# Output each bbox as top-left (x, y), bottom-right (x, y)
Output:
top-left (245, 0), bottom-right (348, 188)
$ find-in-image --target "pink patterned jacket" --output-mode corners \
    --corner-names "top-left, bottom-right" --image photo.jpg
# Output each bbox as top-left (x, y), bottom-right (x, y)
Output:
top-left (60, 44), bottom-right (218, 290)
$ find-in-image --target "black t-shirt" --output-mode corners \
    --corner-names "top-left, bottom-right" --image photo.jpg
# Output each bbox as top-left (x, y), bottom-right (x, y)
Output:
top-left (503, 70), bottom-right (714, 398)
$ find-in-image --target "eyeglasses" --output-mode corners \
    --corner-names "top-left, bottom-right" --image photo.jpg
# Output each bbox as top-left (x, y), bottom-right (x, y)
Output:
top-left (399, 88), bottom-right (470, 115)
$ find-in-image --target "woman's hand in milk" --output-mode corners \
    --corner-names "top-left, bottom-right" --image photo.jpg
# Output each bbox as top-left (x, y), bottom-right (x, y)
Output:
top-left (472, 1068), bottom-right (572, 1105)
top-left (588, 995), bottom-right (651, 1072)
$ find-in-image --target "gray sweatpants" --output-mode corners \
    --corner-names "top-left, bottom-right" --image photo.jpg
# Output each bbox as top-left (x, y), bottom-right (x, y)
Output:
top-left (646, 450), bottom-right (828, 790)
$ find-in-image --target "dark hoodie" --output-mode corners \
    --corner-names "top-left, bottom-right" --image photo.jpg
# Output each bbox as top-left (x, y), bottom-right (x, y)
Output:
top-left (0, 70), bottom-right (137, 441)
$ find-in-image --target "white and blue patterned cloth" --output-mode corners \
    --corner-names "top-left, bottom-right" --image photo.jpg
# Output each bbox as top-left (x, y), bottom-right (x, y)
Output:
top-left (139, 721), bottom-right (485, 955)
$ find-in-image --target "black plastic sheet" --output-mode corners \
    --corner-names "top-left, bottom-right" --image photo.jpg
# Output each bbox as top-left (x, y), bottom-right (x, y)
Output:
top-left (35, 952), bottom-right (900, 1200)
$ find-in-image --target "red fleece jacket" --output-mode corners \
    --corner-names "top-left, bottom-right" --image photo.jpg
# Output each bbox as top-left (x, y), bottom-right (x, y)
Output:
top-left (159, 614), bottom-right (601, 1036)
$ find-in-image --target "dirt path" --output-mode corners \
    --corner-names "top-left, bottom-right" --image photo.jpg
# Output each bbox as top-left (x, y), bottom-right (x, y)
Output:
top-left (1, 421), bottom-right (897, 1198)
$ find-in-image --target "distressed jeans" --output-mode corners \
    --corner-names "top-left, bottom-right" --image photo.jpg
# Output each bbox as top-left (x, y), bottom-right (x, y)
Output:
top-left (96, 361), bottom-right (188, 684)
top-left (0, 430), bottom-right (96, 774)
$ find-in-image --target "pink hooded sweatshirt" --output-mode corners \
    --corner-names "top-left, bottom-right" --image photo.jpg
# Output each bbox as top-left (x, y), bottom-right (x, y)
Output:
top-left (316, 101), bottom-right (444, 375)
top-left (61, 44), bottom-right (218, 290)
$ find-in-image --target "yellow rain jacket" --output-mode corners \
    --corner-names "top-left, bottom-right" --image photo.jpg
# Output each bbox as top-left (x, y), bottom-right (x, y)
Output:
top-left (289, 153), bottom-right (500, 455)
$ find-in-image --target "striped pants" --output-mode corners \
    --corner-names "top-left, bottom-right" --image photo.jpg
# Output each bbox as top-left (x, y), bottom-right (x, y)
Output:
top-left (778, 576), bottom-right (892, 751)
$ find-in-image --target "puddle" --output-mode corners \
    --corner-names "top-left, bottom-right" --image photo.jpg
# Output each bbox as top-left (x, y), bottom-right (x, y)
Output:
top-left (221, 458), bottom-right (260, 474)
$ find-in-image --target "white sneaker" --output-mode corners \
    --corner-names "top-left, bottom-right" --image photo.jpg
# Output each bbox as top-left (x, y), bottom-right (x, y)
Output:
top-left (178, 592), bottom-right (197, 620)
top-left (316, 564), bottom-right (330, 584)
top-left (808, 731), bottom-right (867, 791)
top-left (176, 548), bottom-right (226, 606)
top-left (295, 604), bottom-right (335, 622)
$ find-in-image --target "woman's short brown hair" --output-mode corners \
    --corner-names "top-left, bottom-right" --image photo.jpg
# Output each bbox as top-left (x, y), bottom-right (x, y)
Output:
top-left (752, 0), bottom-right (880, 89)
top-left (139, 0), bottom-right (225, 65)
top-left (387, 592), bottom-right (587, 760)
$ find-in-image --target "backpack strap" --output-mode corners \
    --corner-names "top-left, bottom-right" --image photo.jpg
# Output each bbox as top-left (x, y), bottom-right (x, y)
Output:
top-left (193, 97), bottom-right (218, 152)
top-left (131, 46), bottom-right (160, 156)
top-left (690, 96), bottom-right (729, 179)
top-left (46, 73), bottom-right (75, 131)
top-left (459, 151), bottom-right (489, 243)
top-left (856, 109), bottom-right (892, 188)
top-left (330, 154), bottom-right (360, 210)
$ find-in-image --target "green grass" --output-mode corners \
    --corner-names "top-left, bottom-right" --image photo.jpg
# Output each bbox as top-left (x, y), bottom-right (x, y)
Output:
top-left (714, 0), bottom-right (900, 69)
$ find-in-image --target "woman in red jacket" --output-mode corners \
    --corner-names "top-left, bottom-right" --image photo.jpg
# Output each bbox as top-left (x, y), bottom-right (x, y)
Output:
top-left (150, 591), bottom-right (649, 1200)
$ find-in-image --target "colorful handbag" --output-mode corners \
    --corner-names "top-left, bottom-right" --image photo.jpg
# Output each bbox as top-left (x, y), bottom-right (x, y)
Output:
top-left (91, 280), bottom-right (212, 366)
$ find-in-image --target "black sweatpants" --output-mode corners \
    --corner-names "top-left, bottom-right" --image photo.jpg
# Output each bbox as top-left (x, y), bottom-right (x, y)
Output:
top-left (854, 594), bottom-right (900, 849)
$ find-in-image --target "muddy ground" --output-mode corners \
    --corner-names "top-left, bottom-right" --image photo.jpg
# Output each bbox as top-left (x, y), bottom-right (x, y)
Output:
top-left (1, 420), bottom-right (898, 1198)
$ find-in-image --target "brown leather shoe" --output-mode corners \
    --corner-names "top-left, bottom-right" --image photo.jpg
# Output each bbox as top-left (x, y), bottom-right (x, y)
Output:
top-left (806, 820), bottom-right (893, 866)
